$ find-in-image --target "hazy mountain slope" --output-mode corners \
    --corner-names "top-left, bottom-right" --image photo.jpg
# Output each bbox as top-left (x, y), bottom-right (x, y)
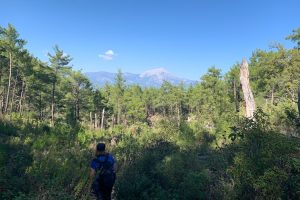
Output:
top-left (85, 68), bottom-right (196, 87)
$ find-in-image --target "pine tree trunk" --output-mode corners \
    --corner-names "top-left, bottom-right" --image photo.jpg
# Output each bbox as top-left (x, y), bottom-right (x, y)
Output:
top-left (240, 59), bottom-right (256, 118)
top-left (94, 113), bottom-right (97, 129)
top-left (177, 103), bottom-right (181, 127)
top-left (271, 84), bottom-right (275, 106)
top-left (76, 99), bottom-right (80, 121)
top-left (5, 52), bottom-right (12, 113)
top-left (51, 82), bottom-right (56, 125)
top-left (117, 100), bottom-right (121, 125)
top-left (101, 108), bottom-right (105, 129)
top-left (73, 103), bottom-right (76, 120)
top-left (90, 112), bottom-right (93, 128)
top-left (10, 71), bottom-right (18, 113)
top-left (19, 80), bottom-right (25, 114)
top-left (22, 85), bottom-right (26, 114)
top-left (39, 91), bottom-right (42, 120)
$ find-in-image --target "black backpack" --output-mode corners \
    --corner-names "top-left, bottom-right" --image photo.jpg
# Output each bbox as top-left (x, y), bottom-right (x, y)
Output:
top-left (92, 154), bottom-right (115, 189)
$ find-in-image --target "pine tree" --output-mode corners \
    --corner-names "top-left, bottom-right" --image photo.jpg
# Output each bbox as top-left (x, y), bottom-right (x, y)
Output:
top-left (47, 45), bottom-right (72, 125)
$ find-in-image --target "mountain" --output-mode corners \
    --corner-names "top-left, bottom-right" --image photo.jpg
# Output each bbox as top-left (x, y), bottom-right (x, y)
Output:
top-left (85, 68), bottom-right (196, 87)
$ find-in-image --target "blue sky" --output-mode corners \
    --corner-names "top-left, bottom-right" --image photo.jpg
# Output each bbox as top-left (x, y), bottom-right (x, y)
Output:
top-left (1, 0), bottom-right (299, 80)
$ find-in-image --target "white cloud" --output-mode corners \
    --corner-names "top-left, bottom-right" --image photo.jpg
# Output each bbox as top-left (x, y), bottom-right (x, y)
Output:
top-left (99, 49), bottom-right (115, 61)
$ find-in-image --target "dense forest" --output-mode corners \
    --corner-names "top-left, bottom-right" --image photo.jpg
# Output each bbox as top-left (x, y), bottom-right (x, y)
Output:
top-left (1, 24), bottom-right (300, 199)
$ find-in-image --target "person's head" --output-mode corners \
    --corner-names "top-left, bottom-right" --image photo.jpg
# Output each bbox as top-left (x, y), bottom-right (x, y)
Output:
top-left (96, 143), bottom-right (106, 156)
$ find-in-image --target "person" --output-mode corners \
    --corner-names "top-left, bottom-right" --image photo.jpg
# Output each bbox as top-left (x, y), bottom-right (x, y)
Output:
top-left (88, 143), bottom-right (116, 200)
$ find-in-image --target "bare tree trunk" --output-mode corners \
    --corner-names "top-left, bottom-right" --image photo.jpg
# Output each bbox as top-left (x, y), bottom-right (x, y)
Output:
top-left (101, 108), bottom-right (105, 129)
top-left (123, 114), bottom-right (127, 127)
top-left (240, 59), bottom-right (256, 118)
top-left (5, 52), bottom-right (12, 113)
top-left (271, 84), bottom-right (275, 106)
top-left (90, 112), bottom-right (93, 128)
top-left (94, 113), bottom-right (97, 129)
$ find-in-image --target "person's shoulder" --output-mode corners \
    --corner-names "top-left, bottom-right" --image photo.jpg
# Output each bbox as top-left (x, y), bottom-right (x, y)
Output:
top-left (107, 153), bottom-right (114, 158)
top-left (107, 153), bottom-right (115, 162)
top-left (91, 157), bottom-right (100, 164)
top-left (92, 157), bottom-right (98, 162)
top-left (90, 157), bottom-right (99, 169)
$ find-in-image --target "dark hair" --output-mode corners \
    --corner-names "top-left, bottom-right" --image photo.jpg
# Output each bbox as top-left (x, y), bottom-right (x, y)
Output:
top-left (96, 143), bottom-right (106, 151)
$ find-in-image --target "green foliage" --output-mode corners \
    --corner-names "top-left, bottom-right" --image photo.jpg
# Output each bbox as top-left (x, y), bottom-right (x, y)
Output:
top-left (286, 28), bottom-right (300, 49)
top-left (1, 24), bottom-right (300, 200)
top-left (1, 109), bottom-right (300, 199)
top-left (227, 110), bottom-right (300, 199)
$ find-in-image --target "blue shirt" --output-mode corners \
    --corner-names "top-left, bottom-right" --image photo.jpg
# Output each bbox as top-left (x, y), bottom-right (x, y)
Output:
top-left (90, 154), bottom-right (115, 172)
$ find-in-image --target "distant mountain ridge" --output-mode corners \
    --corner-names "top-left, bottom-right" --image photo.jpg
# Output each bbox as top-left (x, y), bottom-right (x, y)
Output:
top-left (85, 68), bottom-right (197, 87)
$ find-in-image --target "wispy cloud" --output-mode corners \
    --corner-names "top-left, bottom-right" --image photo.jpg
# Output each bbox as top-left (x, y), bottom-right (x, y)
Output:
top-left (99, 49), bottom-right (116, 61)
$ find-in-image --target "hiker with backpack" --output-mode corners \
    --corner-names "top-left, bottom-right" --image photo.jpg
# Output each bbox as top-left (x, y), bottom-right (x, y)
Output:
top-left (88, 143), bottom-right (117, 200)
